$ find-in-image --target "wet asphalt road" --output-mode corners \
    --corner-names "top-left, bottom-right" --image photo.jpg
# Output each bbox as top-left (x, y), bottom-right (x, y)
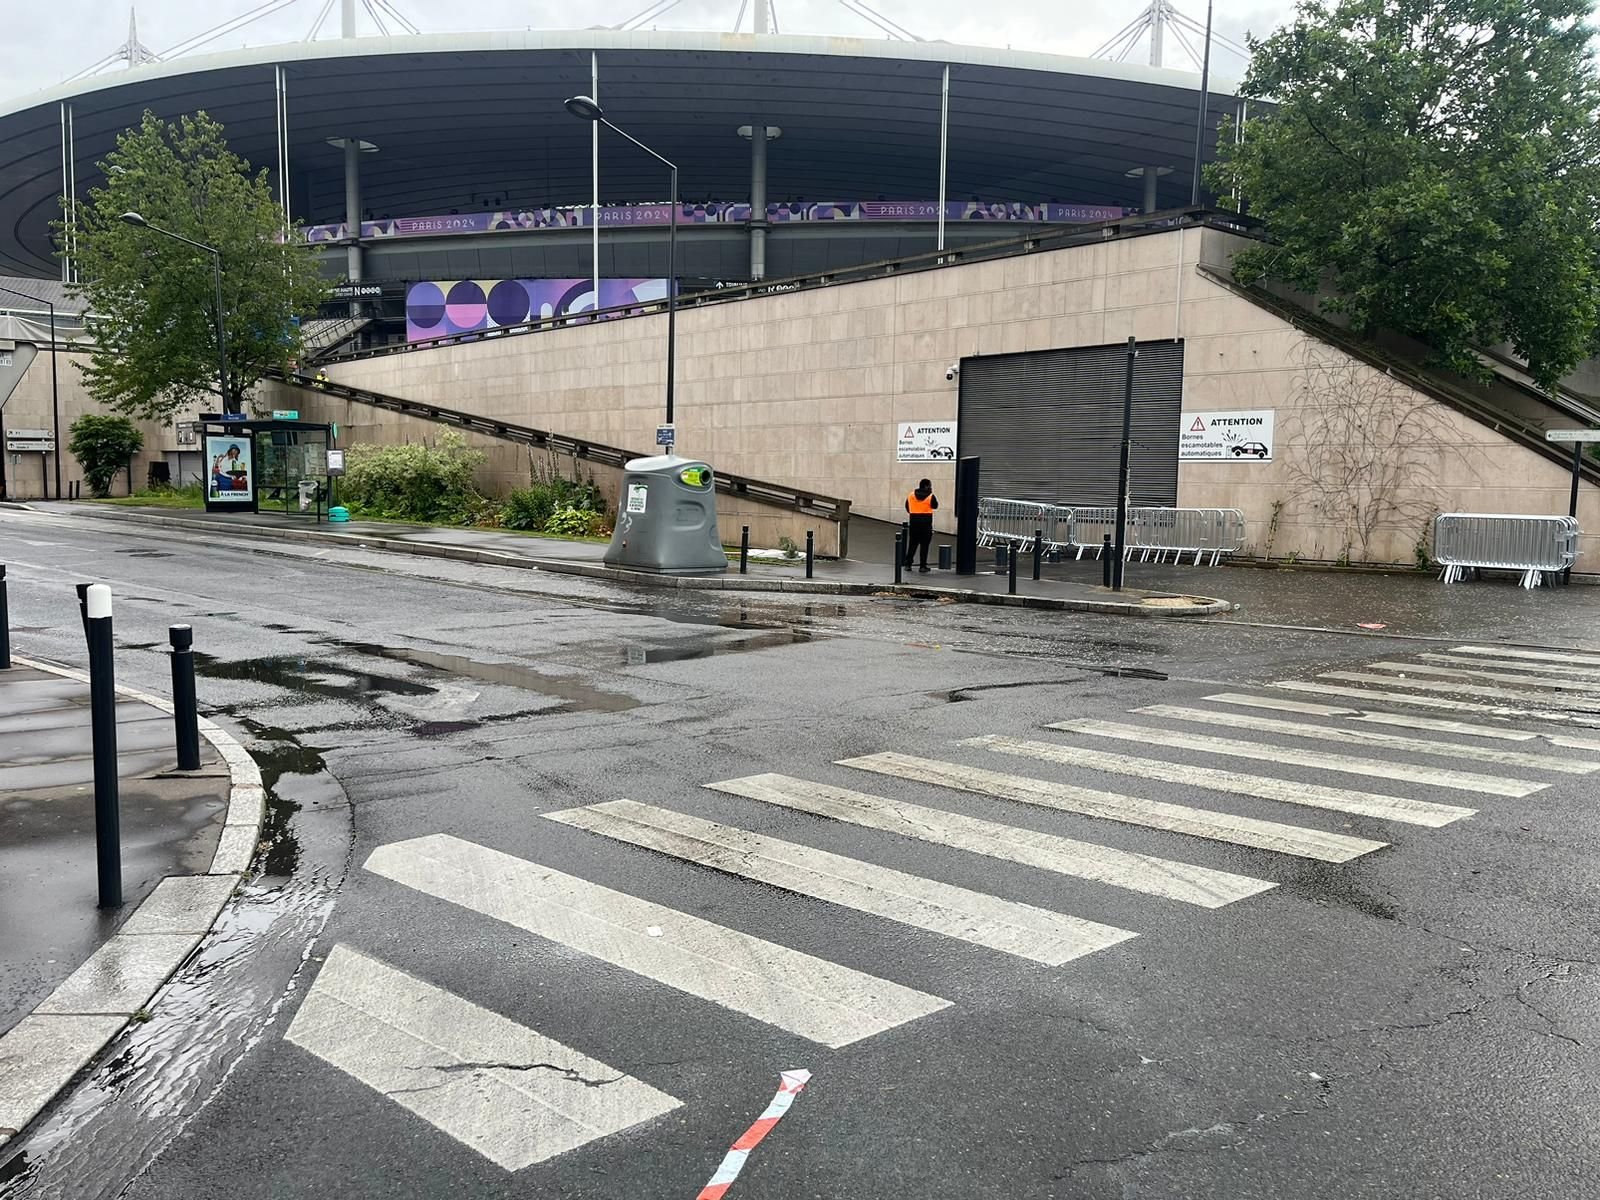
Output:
top-left (1, 506), bottom-right (1597, 1200)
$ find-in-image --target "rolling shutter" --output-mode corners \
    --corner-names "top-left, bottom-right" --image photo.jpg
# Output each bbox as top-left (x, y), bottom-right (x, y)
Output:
top-left (957, 340), bottom-right (1183, 506)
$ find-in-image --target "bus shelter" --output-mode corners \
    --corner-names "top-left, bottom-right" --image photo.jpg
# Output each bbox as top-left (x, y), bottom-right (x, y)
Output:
top-left (199, 415), bottom-right (336, 521)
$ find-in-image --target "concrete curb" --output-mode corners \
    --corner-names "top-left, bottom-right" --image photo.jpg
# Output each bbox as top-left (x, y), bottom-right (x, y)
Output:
top-left (58, 506), bottom-right (1234, 618)
top-left (0, 656), bottom-right (265, 1149)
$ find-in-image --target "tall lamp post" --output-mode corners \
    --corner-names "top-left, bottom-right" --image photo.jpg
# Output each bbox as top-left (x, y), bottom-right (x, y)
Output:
top-left (119, 212), bottom-right (234, 415)
top-left (0, 284), bottom-right (61, 498)
top-left (563, 95), bottom-right (678, 432)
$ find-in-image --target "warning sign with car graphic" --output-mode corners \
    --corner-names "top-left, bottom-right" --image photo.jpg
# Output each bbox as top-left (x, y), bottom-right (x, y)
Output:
top-left (1179, 409), bottom-right (1275, 461)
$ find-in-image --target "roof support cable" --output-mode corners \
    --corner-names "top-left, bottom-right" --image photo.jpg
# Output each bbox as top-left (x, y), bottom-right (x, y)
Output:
top-left (1091, 11), bottom-right (1153, 59)
top-left (362, 0), bottom-right (391, 35)
top-left (158, 0), bottom-right (301, 58)
top-left (1168, 9), bottom-right (1248, 59)
top-left (617, 0), bottom-right (683, 31)
top-left (732, 0), bottom-right (749, 31)
top-left (371, 0), bottom-right (421, 34)
top-left (1166, 21), bottom-right (1203, 71)
top-left (306, 0), bottom-right (338, 39)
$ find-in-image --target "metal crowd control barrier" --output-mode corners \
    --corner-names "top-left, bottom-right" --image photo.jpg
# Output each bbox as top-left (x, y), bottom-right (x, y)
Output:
top-left (979, 499), bottom-right (1246, 566)
top-left (1433, 513), bottom-right (1580, 588)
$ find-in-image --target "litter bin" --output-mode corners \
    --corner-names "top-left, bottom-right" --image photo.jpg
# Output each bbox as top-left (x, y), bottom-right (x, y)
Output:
top-left (297, 478), bottom-right (317, 512)
top-left (604, 454), bottom-right (727, 575)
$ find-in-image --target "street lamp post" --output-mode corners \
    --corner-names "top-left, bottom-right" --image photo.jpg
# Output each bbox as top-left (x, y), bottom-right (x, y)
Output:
top-left (0, 284), bottom-right (61, 498)
top-left (564, 96), bottom-right (678, 429)
top-left (119, 212), bottom-right (234, 415)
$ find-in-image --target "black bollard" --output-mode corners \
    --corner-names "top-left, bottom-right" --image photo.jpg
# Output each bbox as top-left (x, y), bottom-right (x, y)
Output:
top-left (894, 532), bottom-right (904, 584)
top-left (994, 546), bottom-right (1007, 574)
top-left (0, 564), bottom-right (10, 670)
top-left (1008, 544), bottom-right (1018, 595)
top-left (1102, 534), bottom-right (1113, 588)
top-left (938, 544), bottom-right (952, 571)
top-left (169, 624), bottom-right (201, 771)
top-left (739, 526), bottom-right (749, 575)
top-left (805, 531), bottom-right (814, 579)
top-left (85, 584), bottom-right (121, 908)
top-left (1033, 530), bottom-right (1043, 581)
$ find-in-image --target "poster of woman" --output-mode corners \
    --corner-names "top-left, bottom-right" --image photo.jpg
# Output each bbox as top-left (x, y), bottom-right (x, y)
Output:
top-left (206, 436), bottom-right (254, 504)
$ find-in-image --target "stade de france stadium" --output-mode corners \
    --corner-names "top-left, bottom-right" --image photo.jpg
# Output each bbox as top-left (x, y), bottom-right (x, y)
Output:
top-left (2, 27), bottom-right (1598, 570)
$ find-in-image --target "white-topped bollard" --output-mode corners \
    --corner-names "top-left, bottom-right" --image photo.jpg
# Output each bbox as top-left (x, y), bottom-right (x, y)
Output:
top-left (85, 583), bottom-right (122, 908)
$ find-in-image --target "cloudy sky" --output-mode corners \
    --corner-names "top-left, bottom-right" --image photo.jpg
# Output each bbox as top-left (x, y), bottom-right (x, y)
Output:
top-left (2, 0), bottom-right (1299, 103)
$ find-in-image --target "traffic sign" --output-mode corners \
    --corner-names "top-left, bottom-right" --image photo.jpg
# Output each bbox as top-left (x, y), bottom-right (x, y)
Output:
top-left (655, 424), bottom-right (676, 448)
top-left (272, 409), bottom-right (300, 421)
top-left (1546, 429), bottom-right (1598, 442)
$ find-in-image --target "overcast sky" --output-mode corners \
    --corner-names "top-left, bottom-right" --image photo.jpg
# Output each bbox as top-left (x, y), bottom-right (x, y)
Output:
top-left (2, 0), bottom-right (1298, 103)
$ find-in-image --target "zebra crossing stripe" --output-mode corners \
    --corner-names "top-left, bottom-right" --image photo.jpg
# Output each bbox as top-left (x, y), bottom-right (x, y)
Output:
top-left (1319, 671), bottom-right (1600, 709)
top-left (364, 834), bottom-right (950, 1048)
top-left (1134, 704), bottom-right (1598, 775)
top-left (1450, 645), bottom-right (1600, 668)
top-left (1422, 653), bottom-right (1600, 681)
top-left (695, 1069), bottom-right (811, 1200)
top-left (1044, 718), bottom-right (1542, 797)
top-left (544, 800), bottom-right (1135, 966)
top-left (1361, 661), bottom-right (1600, 695)
top-left (283, 945), bottom-right (682, 1171)
top-left (705, 773), bottom-right (1274, 909)
top-left (977, 734), bottom-right (1477, 825)
top-left (1221, 689), bottom-right (1600, 749)
top-left (1276, 681), bottom-right (1600, 727)
top-left (838, 753), bottom-right (1387, 863)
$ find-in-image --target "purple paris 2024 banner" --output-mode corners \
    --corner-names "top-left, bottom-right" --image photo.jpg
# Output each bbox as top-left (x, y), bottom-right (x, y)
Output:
top-left (308, 200), bottom-right (1126, 244)
top-left (405, 278), bottom-right (671, 342)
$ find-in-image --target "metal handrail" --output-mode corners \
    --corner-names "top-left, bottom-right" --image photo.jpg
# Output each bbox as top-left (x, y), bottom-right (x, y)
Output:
top-left (270, 370), bottom-right (852, 550)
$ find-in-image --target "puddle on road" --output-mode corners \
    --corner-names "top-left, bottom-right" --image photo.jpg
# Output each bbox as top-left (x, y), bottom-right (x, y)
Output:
top-left (193, 651), bottom-right (435, 701)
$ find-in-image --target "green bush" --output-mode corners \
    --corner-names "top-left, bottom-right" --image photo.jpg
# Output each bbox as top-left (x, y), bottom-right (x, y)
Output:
top-left (501, 477), bottom-right (606, 530)
top-left (542, 506), bottom-right (607, 537)
top-left (340, 433), bottom-right (486, 522)
top-left (68, 413), bottom-right (145, 498)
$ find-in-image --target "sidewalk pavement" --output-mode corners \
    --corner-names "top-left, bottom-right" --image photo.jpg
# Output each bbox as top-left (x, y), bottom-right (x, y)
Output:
top-left (34, 503), bottom-right (1232, 618)
top-left (0, 657), bottom-right (265, 1149)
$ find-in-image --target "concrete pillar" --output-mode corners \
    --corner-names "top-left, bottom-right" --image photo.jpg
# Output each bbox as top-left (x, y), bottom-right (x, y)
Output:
top-left (341, 0), bottom-right (356, 37)
top-left (1144, 165), bottom-right (1158, 214)
top-left (750, 124), bottom-right (768, 281)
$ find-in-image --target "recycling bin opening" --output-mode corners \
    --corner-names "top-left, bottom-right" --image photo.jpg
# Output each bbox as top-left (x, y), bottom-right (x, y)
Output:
top-left (604, 454), bottom-right (728, 576)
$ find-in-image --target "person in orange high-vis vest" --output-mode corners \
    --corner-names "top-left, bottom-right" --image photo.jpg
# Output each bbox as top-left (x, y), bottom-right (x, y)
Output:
top-left (903, 478), bottom-right (939, 572)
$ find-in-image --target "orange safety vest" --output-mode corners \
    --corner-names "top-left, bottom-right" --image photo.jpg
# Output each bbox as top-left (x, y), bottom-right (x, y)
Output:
top-left (906, 491), bottom-right (935, 516)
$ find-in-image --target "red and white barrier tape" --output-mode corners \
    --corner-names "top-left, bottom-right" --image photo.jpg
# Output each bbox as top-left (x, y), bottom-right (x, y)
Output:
top-left (694, 1068), bottom-right (812, 1199)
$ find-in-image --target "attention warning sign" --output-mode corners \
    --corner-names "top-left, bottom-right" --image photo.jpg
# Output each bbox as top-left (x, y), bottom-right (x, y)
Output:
top-left (1179, 409), bottom-right (1275, 461)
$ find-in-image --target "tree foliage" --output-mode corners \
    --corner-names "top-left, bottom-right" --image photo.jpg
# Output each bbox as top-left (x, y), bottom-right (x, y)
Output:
top-left (1210, 0), bottom-right (1600, 389)
top-left (68, 413), bottom-right (144, 498)
top-left (63, 111), bottom-right (328, 419)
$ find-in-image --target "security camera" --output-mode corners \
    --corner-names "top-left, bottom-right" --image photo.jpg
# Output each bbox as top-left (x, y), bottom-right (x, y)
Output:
top-left (945, 363), bottom-right (959, 381)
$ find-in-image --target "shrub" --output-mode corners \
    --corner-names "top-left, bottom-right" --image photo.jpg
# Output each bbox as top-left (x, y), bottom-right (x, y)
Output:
top-left (501, 485), bottom-right (559, 531)
top-left (340, 433), bottom-right (486, 522)
top-left (543, 505), bottom-right (607, 538)
top-left (69, 413), bottom-right (144, 498)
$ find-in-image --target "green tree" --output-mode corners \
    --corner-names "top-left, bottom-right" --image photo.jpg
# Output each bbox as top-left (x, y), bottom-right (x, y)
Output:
top-left (1210, 0), bottom-right (1600, 390)
top-left (68, 414), bottom-right (144, 498)
top-left (62, 111), bottom-right (328, 419)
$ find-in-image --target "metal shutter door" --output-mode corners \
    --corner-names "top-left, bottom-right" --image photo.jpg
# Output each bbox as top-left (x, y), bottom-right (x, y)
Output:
top-left (957, 340), bottom-right (1183, 506)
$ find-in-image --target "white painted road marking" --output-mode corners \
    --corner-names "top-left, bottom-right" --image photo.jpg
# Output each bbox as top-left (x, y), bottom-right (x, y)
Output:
top-left (838, 752), bottom-right (1387, 863)
top-left (1273, 681), bottom-right (1600, 727)
top-left (706, 773), bottom-right (1275, 909)
top-left (1360, 661), bottom-right (1600, 695)
top-left (364, 834), bottom-right (950, 1047)
top-left (1045, 718), bottom-right (1543, 797)
top-left (1318, 671), bottom-right (1600, 708)
top-left (1450, 645), bottom-right (1600, 668)
top-left (976, 734), bottom-right (1476, 826)
top-left (1422, 653), bottom-right (1600, 681)
top-left (1134, 704), bottom-right (1598, 775)
top-left (544, 800), bottom-right (1135, 966)
top-left (283, 945), bottom-right (681, 1171)
top-left (1212, 690), bottom-right (1600, 750)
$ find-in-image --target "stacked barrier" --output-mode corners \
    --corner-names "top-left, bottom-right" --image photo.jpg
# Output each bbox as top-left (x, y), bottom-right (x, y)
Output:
top-left (1432, 513), bottom-right (1580, 588)
top-left (978, 499), bottom-right (1246, 565)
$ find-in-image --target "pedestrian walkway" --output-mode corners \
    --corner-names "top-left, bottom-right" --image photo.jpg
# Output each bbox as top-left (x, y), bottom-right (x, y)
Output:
top-left (278, 641), bottom-right (1600, 1174)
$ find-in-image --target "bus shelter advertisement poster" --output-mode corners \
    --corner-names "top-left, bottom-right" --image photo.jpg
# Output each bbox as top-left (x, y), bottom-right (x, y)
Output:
top-left (207, 435), bottom-right (254, 503)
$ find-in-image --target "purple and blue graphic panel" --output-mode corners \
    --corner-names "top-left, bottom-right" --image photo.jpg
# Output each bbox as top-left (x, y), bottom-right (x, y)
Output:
top-left (307, 200), bottom-right (1127, 244)
top-left (404, 278), bottom-right (671, 342)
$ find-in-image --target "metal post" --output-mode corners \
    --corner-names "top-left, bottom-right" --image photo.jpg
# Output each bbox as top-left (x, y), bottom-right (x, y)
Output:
top-left (750, 123), bottom-right (768, 281)
top-left (0, 565), bottom-right (10, 669)
top-left (85, 584), bottom-right (121, 908)
top-left (169, 624), bottom-right (200, 770)
top-left (75, 581), bottom-right (90, 640)
top-left (343, 135), bottom-right (362, 315)
top-left (955, 456), bottom-right (980, 574)
top-left (666, 164), bottom-right (677, 426)
top-left (894, 532), bottom-right (904, 583)
top-left (1190, 0), bottom-right (1214, 206)
top-left (1567, 440), bottom-right (1583, 585)
top-left (48, 300), bottom-right (60, 498)
top-left (211, 252), bottom-right (232, 414)
top-left (1102, 535), bottom-right (1113, 587)
top-left (739, 525), bottom-right (749, 574)
top-left (805, 530), bottom-right (814, 579)
top-left (1007, 544), bottom-right (1017, 594)
top-left (1033, 529), bottom-right (1042, 581)
top-left (937, 64), bottom-right (950, 253)
top-left (1112, 336), bottom-right (1136, 591)
top-left (591, 52), bottom-right (600, 310)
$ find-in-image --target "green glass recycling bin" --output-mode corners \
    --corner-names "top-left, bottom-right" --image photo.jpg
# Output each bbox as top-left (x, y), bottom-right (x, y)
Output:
top-left (603, 454), bottom-right (728, 575)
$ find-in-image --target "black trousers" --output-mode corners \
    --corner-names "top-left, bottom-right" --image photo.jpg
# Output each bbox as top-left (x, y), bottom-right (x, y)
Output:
top-left (904, 515), bottom-right (934, 567)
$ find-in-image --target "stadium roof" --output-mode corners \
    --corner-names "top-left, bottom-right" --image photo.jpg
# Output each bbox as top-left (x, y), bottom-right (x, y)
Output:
top-left (0, 29), bottom-right (1243, 278)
